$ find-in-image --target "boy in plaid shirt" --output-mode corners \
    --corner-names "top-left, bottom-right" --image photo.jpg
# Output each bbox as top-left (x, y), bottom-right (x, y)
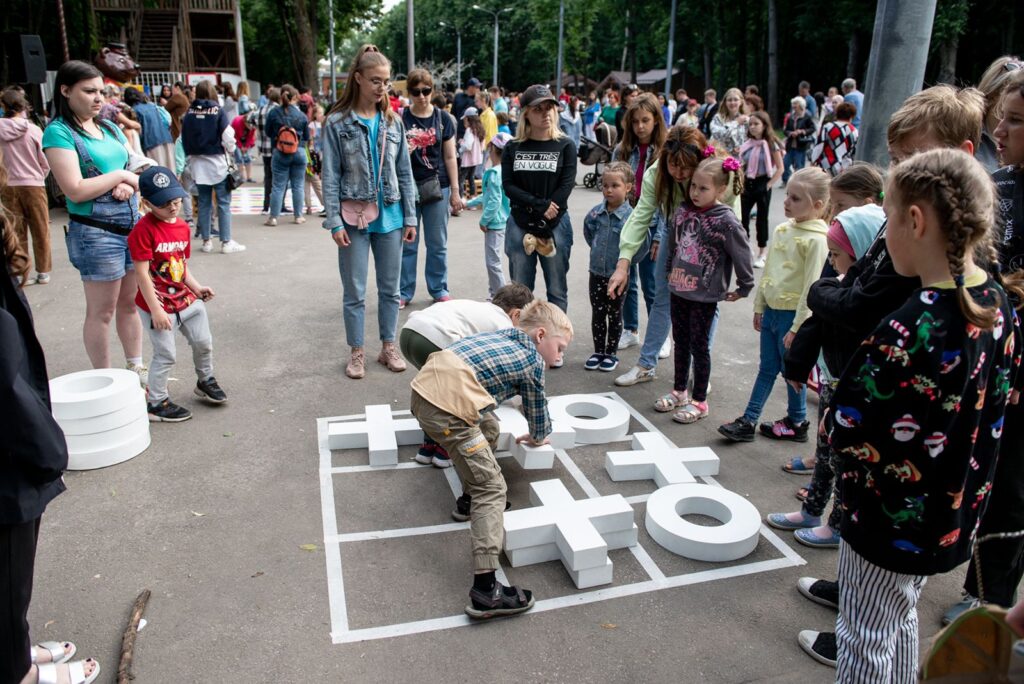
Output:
top-left (410, 300), bottom-right (573, 620)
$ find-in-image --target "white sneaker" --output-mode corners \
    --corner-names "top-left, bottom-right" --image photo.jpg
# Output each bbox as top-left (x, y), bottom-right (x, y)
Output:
top-left (125, 361), bottom-right (149, 388)
top-left (221, 240), bottom-right (247, 254)
top-left (615, 365), bottom-right (656, 386)
top-left (658, 336), bottom-right (672, 359)
top-left (618, 330), bottom-right (641, 349)
top-left (264, 217), bottom-right (278, 227)
top-left (754, 256), bottom-right (766, 268)
top-left (201, 240), bottom-right (213, 253)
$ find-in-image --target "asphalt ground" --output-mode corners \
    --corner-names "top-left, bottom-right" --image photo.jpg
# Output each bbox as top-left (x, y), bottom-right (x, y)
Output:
top-left (20, 164), bottom-right (970, 683)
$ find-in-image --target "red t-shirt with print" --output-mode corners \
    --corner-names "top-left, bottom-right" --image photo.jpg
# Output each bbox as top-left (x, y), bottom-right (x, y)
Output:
top-left (127, 213), bottom-right (196, 314)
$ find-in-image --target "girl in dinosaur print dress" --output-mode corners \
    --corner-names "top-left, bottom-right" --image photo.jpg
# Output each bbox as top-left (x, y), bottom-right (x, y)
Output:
top-left (827, 149), bottom-right (1023, 683)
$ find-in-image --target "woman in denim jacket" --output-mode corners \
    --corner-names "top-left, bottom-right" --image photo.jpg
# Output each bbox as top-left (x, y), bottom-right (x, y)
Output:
top-left (322, 45), bottom-right (417, 379)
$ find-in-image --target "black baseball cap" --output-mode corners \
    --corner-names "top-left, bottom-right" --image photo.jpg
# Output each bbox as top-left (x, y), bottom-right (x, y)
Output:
top-left (520, 84), bottom-right (558, 109)
top-left (467, 77), bottom-right (483, 88)
top-left (139, 166), bottom-right (188, 206)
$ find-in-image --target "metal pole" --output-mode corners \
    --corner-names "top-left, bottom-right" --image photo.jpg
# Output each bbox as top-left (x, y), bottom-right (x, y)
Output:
top-left (56, 0), bottom-right (70, 63)
top-left (555, 0), bottom-right (564, 93)
top-left (234, 0), bottom-right (247, 80)
top-left (329, 0), bottom-right (336, 100)
top-left (664, 0), bottom-right (677, 99)
top-left (492, 16), bottom-right (499, 85)
top-left (858, 0), bottom-right (938, 165)
top-left (407, 0), bottom-right (415, 72)
top-left (457, 31), bottom-right (462, 91)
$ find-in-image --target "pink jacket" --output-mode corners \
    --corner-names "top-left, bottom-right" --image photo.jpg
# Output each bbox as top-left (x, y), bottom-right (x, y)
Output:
top-left (0, 116), bottom-right (49, 186)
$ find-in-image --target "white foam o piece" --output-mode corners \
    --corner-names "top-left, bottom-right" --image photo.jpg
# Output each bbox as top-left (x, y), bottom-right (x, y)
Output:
top-left (49, 369), bottom-right (143, 421)
top-left (64, 414), bottom-right (149, 453)
top-left (57, 400), bottom-right (147, 436)
top-left (66, 424), bottom-right (152, 471)
top-left (546, 394), bottom-right (630, 444)
top-left (645, 483), bottom-right (761, 562)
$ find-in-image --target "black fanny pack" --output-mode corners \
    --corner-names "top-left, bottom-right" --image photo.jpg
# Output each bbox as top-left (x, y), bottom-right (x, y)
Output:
top-left (69, 213), bottom-right (133, 236)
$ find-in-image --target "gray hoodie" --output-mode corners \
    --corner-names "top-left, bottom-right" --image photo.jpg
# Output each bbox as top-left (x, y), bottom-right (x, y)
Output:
top-left (665, 202), bottom-right (755, 303)
top-left (0, 116), bottom-right (49, 186)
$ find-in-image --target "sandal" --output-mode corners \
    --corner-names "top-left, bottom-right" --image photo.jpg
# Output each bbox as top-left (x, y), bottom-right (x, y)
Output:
top-left (672, 401), bottom-right (708, 424)
top-left (32, 641), bottom-right (76, 665)
top-left (36, 659), bottom-right (100, 684)
top-left (795, 485), bottom-right (810, 502)
top-left (465, 582), bottom-right (535, 620)
top-left (654, 390), bottom-right (687, 413)
top-left (782, 456), bottom-right (816, 475)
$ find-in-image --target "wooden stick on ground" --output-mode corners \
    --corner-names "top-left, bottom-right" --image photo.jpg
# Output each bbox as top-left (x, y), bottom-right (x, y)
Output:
top-left (117, 589), bottom-right (151, 684)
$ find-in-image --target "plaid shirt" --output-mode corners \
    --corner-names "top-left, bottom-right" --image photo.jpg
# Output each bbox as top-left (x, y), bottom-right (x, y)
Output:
top-left (256, 103), bottom-right (278, 157)
top-left (447, 328), bottom-right (551, 441)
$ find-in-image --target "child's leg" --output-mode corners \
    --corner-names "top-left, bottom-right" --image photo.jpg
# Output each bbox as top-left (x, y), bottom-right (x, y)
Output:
top-left (483, 229), bottom-right (506, 297)
top-left (605, 279), bottom-right (625, 355)
top-left (756, 184), bottom-right (771, 250)
top-left (670, 295), bottom-right (694, 395)
top-left (774, 310), bottom-right (808, 423)
top-left (742, 308), bottom-right (782, 423)
top-left (177, 300), bottom-right (214, 382)
top-left (689, 302), bottom-right (717, 402)
top-left (137, 308), bottom-right (177, 403)
top-left (589, 273), bottom-right (610, 354)
top-left (835, 541), bottom-right (926, 683)
top-left (740, 190), bottom-right (754, 238)
top-left (802, 385), bottom-right (836, 518)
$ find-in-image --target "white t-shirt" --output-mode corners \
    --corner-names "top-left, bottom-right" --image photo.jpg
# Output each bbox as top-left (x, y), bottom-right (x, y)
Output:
top-left (403, 300), bottom-right (512, 349)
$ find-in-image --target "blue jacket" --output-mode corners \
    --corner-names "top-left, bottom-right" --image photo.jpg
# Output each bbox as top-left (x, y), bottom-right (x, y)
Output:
top-left (321, 109), bottom-right (417, 231)
top-left (133, 102), bottom-right (172, 151)
top-left (466, 165), bottom-right (510, 230)
top-left (584, 200), bottom-right (634, 277)
top-left (181, 100), bottom-right (230, 156)
top-left (265, 104), bottom-right (309, 146)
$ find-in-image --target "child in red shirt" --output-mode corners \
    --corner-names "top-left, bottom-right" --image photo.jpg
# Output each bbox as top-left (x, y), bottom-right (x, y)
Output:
top-left (128, 166), bottom-right (227, 422)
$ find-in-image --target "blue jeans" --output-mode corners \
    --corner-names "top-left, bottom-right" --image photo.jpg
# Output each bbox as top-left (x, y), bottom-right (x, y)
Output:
top-left (337, 227), bottom-right (402, 347)
top-left (623, 254), bottom-right (657, 332)
top-left (636, 240), bottom-right (672, 369)
top-left (504, 213), bottom-right (573, 312)
top-left (197, 179), bottom-right (232, 242)
top-left (743, 306), bottom-right (807, 424)
top-left (782, 148), bottom-right (807, 183)
top-left (270, 148), bottom-right (307, 219)
top-left (400, 186), bottom-right (450, 301)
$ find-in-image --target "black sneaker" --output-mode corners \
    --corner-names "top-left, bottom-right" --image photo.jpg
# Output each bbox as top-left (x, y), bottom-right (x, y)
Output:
top-left (195, 376), bottom-right (228, 403)
top-left (797, 577), bottom-right (839, 610)
top-left (451, 494), bottom-right (512, 522)
top-left (718, 416), bottom-right (756, 442)
top-left (760, 416), bottom-right (810, 442)
top-left (148, 398), bottom-right (192, 422)
top-left (797, 630), bottom-right (837, 667)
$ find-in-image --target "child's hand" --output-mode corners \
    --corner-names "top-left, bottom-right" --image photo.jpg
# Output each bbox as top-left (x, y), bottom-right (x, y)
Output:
top-left (753, 312), bottom-right (762, 331)
top-left (196, 285), bottom-right (215, 301)
top-left (515, 434), bottom-right (550, 448)
top-left (649, 241), bottom-right (659, 261)
top-left (111, 182), bottom-right (135, 201)
top-left (724, 290), bottom-right (741, 302)
top-left (819, 408), bottom-right (830, 438)
top-left (783, 331), bottom-right (795, 349)
top-left (787, 379), bottom-right (805, 393)
top-left (1010, 389), bottom-right (1020, 405)
top-left (151, 309), bottom-right (172, 331)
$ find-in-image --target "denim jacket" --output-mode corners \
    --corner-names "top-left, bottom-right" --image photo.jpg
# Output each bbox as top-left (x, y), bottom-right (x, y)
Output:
top-left (612, 143), bottom-right (667, 244)
top-left (321, 110), bottom-right (417, 231)
top-left (584, 200), bottom-right (635, 277)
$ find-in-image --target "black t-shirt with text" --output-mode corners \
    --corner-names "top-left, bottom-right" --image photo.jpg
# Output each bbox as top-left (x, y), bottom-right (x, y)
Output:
top-left (501, 137), bottom-right (577, 235)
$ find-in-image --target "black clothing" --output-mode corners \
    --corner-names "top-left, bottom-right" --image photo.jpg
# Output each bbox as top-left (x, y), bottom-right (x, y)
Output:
top-left (0, 517), bottom-right (40, 683)
top-left (402, 108), bottom-right (456, 187)
top-left (501, 137), bottom-right (577, 239)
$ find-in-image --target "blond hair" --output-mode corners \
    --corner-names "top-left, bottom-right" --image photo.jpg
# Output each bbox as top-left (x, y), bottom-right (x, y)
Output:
top-left (886, 149), bottom-right (1005, 327)
top-left (887, 85), bottom-right (984, 151)
top-left (695, 156), bottom-right (743, 197)
top-left (602, 161), bottom-right (635, 187)
top-left (518, 300), bottom-right (574, 338)
top-left (787, 167), bottom-right (831, 219)
top-left (514, 98), bottom-right (565, 142)
top-left (721, 87), bottom-right (749, 120)
top-left (329, 45), bottom-right (394, 123)
top-left (978, 55), bottom-right (1022, 117)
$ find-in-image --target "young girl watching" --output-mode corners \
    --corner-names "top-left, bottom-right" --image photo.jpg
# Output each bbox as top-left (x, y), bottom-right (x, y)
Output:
top-left (709, 87), bottom-right (749, 157)
top-left (830, 148), bottom-right (1021, 682)
top-left (458, 108), bottom-right (485, 200)
top-left (583, 161), bottom-right (636, 372)
top-left (719, 166), bottom-right (830, 443)
top-left (659, 156), bottom-right (754, 423)
top-left (738, 111), bottom-right (783, 267)
top-left (466, 133), bottom-right (512, 299)
top-left (613, 93), bottom-right (668, 353)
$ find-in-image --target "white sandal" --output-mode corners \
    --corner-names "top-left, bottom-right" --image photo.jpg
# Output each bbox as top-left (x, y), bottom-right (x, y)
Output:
top-left (672, 401), bottom-right (709, 424)
top-left (654, 391), bottom-right (687, 413)
top-left (31, 641), bottom-right (76, 665)
top-left (36, 660), bottom-right (100, 684)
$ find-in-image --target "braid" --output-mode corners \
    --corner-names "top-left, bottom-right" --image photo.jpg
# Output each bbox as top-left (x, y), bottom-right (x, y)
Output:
top-left (731, 167), bottom-right (744, 197)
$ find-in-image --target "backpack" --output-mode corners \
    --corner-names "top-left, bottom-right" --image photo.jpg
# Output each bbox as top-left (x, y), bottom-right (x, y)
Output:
top-left (275, 109), bottom-right (300, 153)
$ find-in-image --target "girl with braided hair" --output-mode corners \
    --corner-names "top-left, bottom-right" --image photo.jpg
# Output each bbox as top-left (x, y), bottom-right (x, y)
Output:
top-left (828, 148), bottom-right (1022, 683)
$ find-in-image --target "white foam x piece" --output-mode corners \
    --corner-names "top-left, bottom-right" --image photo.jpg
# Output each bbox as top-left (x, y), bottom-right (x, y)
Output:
top-left (510, 440), bottom-right (556, 469)
top-left (503, 479), bottom-right (635, 577)
top-left (546, 394), bottom-right (631, 444)
top-left (327, 405), bottom-right (423, 466)
top-left (644, 483), bottom-right (761, 562)
top-left (605, 432), bottom-right (721, 486)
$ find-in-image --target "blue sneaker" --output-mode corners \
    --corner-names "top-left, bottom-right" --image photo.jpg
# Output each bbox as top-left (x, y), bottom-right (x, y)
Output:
top-left (766, 511), bottom-right (821, 530)
top-left (598, 355), bottom-right (620, 372)
top-left (794, 526), bottom-right (841, 548)
top-left (584, 354), bottom-right (604, 371)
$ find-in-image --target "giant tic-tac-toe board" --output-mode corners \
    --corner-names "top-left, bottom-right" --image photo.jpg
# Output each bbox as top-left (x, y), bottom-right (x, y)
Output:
top-left (316, 392), bottom-right (805, 644)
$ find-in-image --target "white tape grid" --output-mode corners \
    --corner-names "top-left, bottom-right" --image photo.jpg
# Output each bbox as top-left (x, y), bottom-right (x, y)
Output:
top-left (317, 393), bottom-right (805, 645)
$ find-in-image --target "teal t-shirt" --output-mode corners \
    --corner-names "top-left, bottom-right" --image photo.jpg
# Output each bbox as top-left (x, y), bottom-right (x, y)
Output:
top-left (358, 113), bottom-right (403, 234)
top-left (42, 118), bottom-right (129, 215)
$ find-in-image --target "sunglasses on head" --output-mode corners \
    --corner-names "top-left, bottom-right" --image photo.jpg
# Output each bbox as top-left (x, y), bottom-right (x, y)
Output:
top-left (1004, 61), bottom-right (1022, 72)
top-left (410, 87), bottom-right (432, 97)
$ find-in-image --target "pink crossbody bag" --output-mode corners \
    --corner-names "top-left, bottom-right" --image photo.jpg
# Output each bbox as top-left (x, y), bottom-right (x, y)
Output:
top-left (340, 115), bottom-right (388, 230)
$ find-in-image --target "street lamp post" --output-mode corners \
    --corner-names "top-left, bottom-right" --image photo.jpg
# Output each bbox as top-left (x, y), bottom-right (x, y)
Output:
top-left (472, 5), bottom-right (512, 85)
top-left (555, 0), bottom-right (564, 94)
top-left (439, 21), bottom-right (462, 90)
top-left (664, 0), bottom-right (677, 100)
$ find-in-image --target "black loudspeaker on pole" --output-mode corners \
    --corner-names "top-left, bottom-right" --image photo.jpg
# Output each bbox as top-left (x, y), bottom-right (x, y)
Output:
top-left (4, 34), bottom-right (47, 84)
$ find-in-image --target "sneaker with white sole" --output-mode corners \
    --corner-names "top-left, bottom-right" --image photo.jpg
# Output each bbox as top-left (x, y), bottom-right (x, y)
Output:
top-left (201, 240), bottom-right (213, 253)
top-left (125, 361), bottom-right (149, 388)
top-left (598, 355), bottom-right (619, 372)
top-left (797, 630), bottom-right (836, 667)
top-left (35, 272), bottom-right (51, 285)
top-left (658, 335), bottom-right (671, 359)
top-left (797, 577), bottom-right (839, 610)
top-left (615, 365), bottom-right (656, 386)
top-left (221, 240), bottom-right (246, 254)
top-left (264, 217), bottom-right (278, 226)
top-left (148, 398), bottom-right (192, 422)
top-left (618, 330), bottom-right (640, 349)
top-left (754, 256), bottom-right (766, 268)
top-left (584, 354), bottom-right (604, 370)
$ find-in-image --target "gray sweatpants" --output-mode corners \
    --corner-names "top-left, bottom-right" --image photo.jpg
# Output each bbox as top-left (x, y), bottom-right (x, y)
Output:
top-left (484, 229), bottom-right (506, 298)
top-left (138, 299), bottom-right (214, 403)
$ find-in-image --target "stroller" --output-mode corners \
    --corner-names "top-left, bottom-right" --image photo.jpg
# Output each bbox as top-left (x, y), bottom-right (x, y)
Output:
top-left (579, 120), bottom-right (618, 189)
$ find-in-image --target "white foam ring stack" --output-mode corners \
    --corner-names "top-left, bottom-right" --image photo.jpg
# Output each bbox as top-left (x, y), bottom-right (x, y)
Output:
top-left (50, 369), bottom-right (151, 470)
top-left (503, 479), bottom-right (638, 588)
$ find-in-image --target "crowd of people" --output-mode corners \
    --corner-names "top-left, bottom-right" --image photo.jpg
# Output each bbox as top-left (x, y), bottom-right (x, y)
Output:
top-left (2, 39), bottom-right (1024, 683)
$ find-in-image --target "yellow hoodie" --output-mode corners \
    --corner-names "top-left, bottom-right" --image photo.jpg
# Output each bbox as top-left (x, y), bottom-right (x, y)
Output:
top-left (753, 218), bottom-right (829, 333)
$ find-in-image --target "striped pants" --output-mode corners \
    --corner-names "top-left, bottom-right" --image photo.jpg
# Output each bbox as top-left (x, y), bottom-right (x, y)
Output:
top-left (836, 541), bottom-right (927, 683)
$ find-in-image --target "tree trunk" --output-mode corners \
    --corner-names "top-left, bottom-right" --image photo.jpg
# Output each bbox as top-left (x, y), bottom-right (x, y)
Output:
top-left (767, 0), bottom-right (778, 122)
top-left (936, 38), bottom-right (958, 84)
top-left (846, 31), bottom-right (860, 80)
top-left (737, 0), bottom-right (747, 87)
top-left (273, 0), bottom-right (303, 86)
